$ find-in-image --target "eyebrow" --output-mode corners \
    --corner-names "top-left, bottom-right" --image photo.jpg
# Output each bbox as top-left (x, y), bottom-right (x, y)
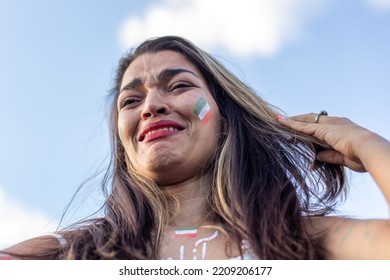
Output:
top-left (158, 68), bottom-right (197, 81)
top-left (119, 68), bottom-right (198, 93)
top-left (120, 79), bottom-right (142, 93)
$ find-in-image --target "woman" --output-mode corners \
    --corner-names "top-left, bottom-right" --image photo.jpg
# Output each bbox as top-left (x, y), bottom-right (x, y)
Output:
top-left (2, 36), bottom-right (390, 260)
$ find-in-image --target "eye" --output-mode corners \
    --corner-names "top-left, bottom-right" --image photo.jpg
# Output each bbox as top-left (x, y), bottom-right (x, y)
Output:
top-left (169, 82), bottom-right (193, 92)
top-left (119, 97), bottom-right (141, 109)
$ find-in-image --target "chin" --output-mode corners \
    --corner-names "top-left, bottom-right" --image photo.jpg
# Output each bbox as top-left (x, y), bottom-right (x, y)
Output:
top-left (142, 159), bottom-right (182, 183)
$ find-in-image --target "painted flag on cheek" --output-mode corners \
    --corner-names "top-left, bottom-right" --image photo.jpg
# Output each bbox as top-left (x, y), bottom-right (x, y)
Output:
top-left (193, 97), bottom-right (212, 124)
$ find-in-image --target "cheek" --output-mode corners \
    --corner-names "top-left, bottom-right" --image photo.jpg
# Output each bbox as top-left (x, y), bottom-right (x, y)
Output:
top-left (117, 118), bottom-right (126, 142)
top-left (193, 96), bottom-right (213, 125)
top-left (117, 112), bottom-right (138, 150)
top-left (194, 99), bottom-right (221, 152)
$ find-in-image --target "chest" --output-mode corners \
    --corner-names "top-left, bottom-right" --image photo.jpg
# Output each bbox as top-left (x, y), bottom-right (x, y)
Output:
top-left (159, 227), bottom-right (242, 260)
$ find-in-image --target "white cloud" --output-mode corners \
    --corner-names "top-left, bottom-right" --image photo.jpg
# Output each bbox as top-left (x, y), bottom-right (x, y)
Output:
top-left (119, 0), bottom-right (325, 57)
top-left (366, 0), bottom-right (390, 12)
top-left (0, 187), bottom-right (57, 249)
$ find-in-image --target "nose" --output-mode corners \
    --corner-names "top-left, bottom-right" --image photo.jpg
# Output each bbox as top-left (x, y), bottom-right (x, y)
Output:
top-left (141, 90), bottom-right (170, 120)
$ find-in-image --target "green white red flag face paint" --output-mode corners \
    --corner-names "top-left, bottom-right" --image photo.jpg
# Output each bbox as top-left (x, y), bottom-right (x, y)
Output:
top-left (193, 97), bottom-right (212, 124)
top-left (174, 227), bottom-right (198, 238)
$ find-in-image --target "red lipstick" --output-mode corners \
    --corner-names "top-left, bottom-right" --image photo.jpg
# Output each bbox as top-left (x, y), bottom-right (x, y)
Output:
top-left (138, 120), bottom-right (184, 142)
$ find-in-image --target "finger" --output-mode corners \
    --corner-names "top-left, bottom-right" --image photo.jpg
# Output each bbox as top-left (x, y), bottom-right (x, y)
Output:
top-left (308, 150), bottom-right (342, 173)
top-left (316, 150), bottom-right (344, 165)
top-left (0, 253), bottom-right (12, 260)
top-left (288, 113), bottom-right (320, 123)
top-left (278, 117), bottom-right (318, 136)
top-left (317, 150), bottom-right (366, 172)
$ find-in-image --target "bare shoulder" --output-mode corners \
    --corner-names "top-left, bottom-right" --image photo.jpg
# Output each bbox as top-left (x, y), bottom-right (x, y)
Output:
top-left (304, 216), bottom-right (390, 259)
top-left (1, 234), bottom-right (64, 259)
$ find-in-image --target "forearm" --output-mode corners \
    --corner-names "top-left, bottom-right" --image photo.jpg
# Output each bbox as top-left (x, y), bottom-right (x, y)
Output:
top-left (357, 132), bottom-right (390, 205)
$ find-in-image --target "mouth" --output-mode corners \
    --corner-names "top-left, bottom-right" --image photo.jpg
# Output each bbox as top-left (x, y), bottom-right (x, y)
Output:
top-left (138, 120), bottom-right (185, 142)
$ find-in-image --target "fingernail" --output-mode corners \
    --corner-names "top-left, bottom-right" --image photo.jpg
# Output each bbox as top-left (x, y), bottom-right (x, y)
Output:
top-left (277, 114), bottom-right (286, 120)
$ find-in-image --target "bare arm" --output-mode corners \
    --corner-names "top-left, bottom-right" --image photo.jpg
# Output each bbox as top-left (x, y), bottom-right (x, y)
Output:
top-left (278, 113), bottom-right (390, 205)
top-left (1, 235), bottom-right (63, 259)
top-left (279, 113), bottom-right (390, 259)
top-left (308, 217), bottom-right (390, 259)
top-left (354, 132), bottom-right (390, 204)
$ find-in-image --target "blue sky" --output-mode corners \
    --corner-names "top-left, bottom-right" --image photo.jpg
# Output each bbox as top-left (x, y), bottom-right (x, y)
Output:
top-left (1, 0), bottom-right (390, 247)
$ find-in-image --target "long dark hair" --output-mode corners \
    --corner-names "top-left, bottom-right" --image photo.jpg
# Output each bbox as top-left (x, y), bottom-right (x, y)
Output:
top-left (4, 36), bottom-right (346, 259)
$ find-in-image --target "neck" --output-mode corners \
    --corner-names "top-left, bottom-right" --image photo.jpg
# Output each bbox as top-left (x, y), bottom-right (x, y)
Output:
top-left (161, 174), bottom-right (213, 228)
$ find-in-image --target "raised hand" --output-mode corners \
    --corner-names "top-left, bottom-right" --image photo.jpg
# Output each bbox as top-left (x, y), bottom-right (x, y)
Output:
top-left (278, 112), bottom-right (379, 172)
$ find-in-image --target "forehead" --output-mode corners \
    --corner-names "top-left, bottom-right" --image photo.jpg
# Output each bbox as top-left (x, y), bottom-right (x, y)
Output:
top-left (122, 50), bottom-right (200, 83)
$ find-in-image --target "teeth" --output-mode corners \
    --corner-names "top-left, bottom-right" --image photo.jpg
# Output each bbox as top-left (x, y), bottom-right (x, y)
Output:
top-left (145, 127), bottom-right (180, 137)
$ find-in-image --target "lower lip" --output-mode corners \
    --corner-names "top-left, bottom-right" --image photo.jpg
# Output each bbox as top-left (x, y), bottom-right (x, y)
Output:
top-left (143, 130), bottom-right (181, 143)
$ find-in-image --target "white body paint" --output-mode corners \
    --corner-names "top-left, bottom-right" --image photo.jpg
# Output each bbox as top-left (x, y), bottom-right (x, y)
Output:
top-left (166, 230), bottom-right (219, 260)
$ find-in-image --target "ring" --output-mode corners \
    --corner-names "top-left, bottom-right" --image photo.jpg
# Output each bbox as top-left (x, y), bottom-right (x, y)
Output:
top-left (314, 110), bottom-right (328, 123)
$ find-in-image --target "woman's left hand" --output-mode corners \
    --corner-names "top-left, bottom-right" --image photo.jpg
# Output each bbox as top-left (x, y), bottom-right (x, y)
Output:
top-left (278, 113), bottom-right (372, 172)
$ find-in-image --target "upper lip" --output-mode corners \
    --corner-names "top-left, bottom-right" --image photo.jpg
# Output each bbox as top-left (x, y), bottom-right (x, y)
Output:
top-left (138, 120), bottom-right (185, 142)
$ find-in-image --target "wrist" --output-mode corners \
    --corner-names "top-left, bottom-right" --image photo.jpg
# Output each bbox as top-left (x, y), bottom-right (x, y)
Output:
top-left (355, 131), bottom-right (390, 168)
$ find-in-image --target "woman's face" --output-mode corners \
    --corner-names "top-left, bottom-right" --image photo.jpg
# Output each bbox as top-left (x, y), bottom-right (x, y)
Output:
top-left (117, 51), bottom-right (221, 185)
